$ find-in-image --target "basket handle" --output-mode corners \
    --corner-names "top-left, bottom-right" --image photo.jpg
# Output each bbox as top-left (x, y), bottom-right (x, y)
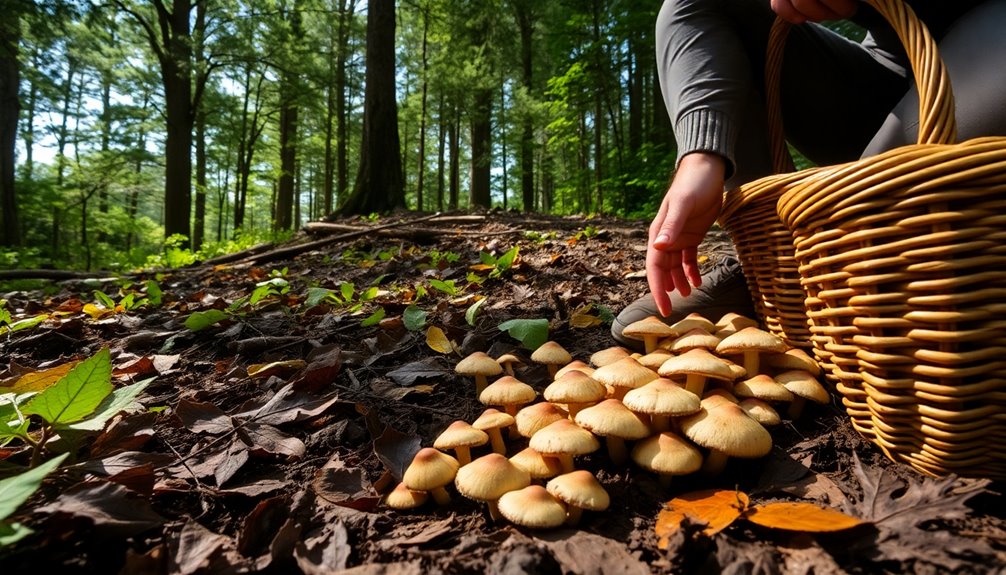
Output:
top-left (765, 0), bottom-right (957, 174)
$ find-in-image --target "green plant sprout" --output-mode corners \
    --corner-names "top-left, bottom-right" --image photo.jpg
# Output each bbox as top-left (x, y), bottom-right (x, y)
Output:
top-left (479, 245), bottom-right (520, 279)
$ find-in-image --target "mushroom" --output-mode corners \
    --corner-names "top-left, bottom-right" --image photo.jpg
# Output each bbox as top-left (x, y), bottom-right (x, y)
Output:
top-left (636, 349), bottom-right (675, 371)
top-left (531, 341), bottom-right (573, 378)
top-left (621, 315), bottom-right (678, 354)
top-left (402, 447), bottom-right (460, 506)
top-left (630, 431), bottom-right (703, 488)
top-left (497, 485), bottom-right (568, 529)
top-left (590, 356), bottom-right (658, 400)
top-left (496, 353), bottom-right (524, 376)
top-left (669, 312), bottom-right (716, 334)
top-left (515, 401), bottom-right (569, 438)
top-left (573, 398), bottom-right (651, 466)
top-left (433, 420), bottom-right (489, 465)
top-left (776, 369), bottom-right (830, 419)
top-left (529, 418), bottom-right (600, 473)
top-left (713, 312), bottom-right (760, 338)
top-left (680, 396), bottom-right (772, 475)
top-left (732, 374), bottom-right (794, 406)
top-left (546, 470), bottom-right (610, 526)
top-left (479, 375), bottom-right (538, 416)
top-left (657, 348), bottom-right (734, 397)
top-left (455, 351), bottom-right (503, 396)
top-left (383, 482), bottom-right (429, 510)
top-left (765, 347), bottom-right (822, 377)
top-left (589, 346), bottom-right (631, 367)
top-left (668, 328), bottom-right (721, 354)
top-left (510, 446), bottom-right (564, 482)
top-left (543, 370), bottom-right (607, 420)
top-left (554, 359), bottom-right (596, 379)
top-left (739, 398), bottom-right (781, 427)
top-left (621, 378), bottom-right (701, 432)
top-left (454, 453), bottom-right (530, 522)
top-left (715, 326), bottom-right (787, 377)
top-left (472, 408), bottom-right (515, 454)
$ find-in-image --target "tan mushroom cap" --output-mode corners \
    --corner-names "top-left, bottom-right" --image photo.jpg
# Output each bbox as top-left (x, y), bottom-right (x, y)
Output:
top-left (498, 485), bottom-right (568, 529)
top-left (510, 446), bottom-right (564, 480)
top-left (732, 374), bottom-right (795, 403)
top-left (433, 420), bottom-right (490, 465)
top-left (669, 312), bottom-right (716, 334)
top-left (669, 328), bottom-right (721, 353)
top-left (495, 353), bottom-right (524, 376)
top-left (529, 418), bottom-right (600, 472)
top-left (637, 349), bottom-right (675, 371)
top-left (591, 356), bottom-right (659, 400)
top-left (714, 312), bottom-right (761, 338)
top-left (740, 398), bottom-right (781, 426)
top-left (776, 369), bottom-right (830, 419)
top-left (543, 370), bottom-right (607, 418)
top-left (630, 431), bottom-right (703, 486)
top-left (455, 351), bottom-right (503, 395)
top-left (479, 375), bottom-right (538, 415)
top-left (715, 326), bottom-right (788, 375)
top-left (555, 359), bottom-right (596, 379)
top-left (703, 388), bottom-right (740, 404)
top-left (515, 401), bottom-right (569, 438)
top-left (531, 341), bottom-right (573, 377)
top-left (546, 470), bottom-right (609, 525)
top-left (766, 348), bottom-right (822, 377)
top-left (472, 408), bottom-right (515, 454)
top-left (403, 447), bottom-right (460, 505)
top-left (622, 315), bottom-right (679, 353)
top-left (574, 398), bottom-right (651, 465)
top-left (721, 357), bottom-right (748, 380)
top-left (657, 348), bottom-right (734, 397)
top-left (622, 378), bottom-right (701, 431)
top-left (383, 482), bottom-right (429, 510)
top-left (590, 346), bottom-right (632, 367)
top-left (680, 398), bottom-right (772, 475)
top-left (454, 453), bottom-right (531, 521)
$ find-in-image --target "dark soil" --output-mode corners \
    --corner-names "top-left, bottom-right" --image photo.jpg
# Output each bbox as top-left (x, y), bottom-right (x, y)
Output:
top-left (1, 210), bottom-right (1004, 575)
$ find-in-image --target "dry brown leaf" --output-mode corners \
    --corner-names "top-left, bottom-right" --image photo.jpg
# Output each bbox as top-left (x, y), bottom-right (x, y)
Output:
top-left (3, 361), bottom-right (77, 393)
top-left (425, 326), bottom-right (454, 354)
top-left (247, 359), bottom-right (308, 379)
top-left (743, 501), bottom-right (863, 532)
top-left (655, 489), bottom-right (750, 547)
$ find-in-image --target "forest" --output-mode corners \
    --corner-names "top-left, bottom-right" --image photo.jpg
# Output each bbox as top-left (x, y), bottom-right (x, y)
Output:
top-left (0, 0), bottom-right (676, 273)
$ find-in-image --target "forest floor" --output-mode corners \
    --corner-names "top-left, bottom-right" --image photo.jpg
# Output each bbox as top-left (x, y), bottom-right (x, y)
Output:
top-left (1, 210), bottom-right (1005, 575)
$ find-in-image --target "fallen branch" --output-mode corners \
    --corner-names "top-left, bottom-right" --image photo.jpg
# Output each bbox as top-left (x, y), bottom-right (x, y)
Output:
top-left (0, 269), bottom-right (122, 281)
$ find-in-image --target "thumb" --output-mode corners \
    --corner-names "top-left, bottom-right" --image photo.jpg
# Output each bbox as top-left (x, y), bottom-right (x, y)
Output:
top-left (652, 198), bottom-right (691, 250)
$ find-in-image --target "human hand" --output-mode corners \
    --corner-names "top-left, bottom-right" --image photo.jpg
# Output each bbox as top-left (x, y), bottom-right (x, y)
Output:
top-left (646, 152), bottom-right (726, 317)
top-left (770, 0), bottom-right (857, 24)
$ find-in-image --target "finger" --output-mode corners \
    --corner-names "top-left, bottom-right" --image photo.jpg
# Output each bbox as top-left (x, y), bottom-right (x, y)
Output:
top-left (820, 0), bottom-right (857, 18)
top-left (652, 199), bottom-right (692, 250)
top-left (682, 246), bottom-right (702, 288)
top-left (669, 251), bottom-right (691, 299)
top-left (790, 0), bottom-right (844, 21)
top-left (647, 250), bottom-right (674, 318)
top-left (770, 0), bottom-right (807, 23)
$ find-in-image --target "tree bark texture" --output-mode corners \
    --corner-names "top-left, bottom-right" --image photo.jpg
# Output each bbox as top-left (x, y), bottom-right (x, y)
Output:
top-left (0, 9), bottom-right (20, 246)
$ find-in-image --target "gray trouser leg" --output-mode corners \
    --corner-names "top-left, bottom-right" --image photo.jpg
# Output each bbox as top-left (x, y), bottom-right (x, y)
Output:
top-left (863, 0), bottom-right (1006, 155)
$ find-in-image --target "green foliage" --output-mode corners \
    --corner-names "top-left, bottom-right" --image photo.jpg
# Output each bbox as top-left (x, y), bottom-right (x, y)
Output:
top-left (0, 453), bottom-right (69, 547)
top-left (184, 309), bottom-right (230, 331)
top-left (479, 245), bottom-right (519, 279)
top-left (403, 305), bottom-right (428, 331)
top-left (498, 318), bottom-right (549, 350)
top-left (428, 278), bottom-right (460, 296)
top-left (465, 297), bottom-right (488, 326)
top-left (523, 230), bottom-right (557, 243)
top-left (303, 282), bottom-right (379, 312)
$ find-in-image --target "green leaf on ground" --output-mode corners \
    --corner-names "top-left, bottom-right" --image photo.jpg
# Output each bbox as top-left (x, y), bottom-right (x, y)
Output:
top-left (184, 309), bottom-right (229, 331)
top-left (22, 348), bottom-right (113, 425)
top-left (498, 318), bottom-right (549, 350)
top-left (0, 453), bottom-right (69, 523)
top-left (403, 305), bottom-right (427, 331)
top-left (465, 297), bottom-right (487, 326)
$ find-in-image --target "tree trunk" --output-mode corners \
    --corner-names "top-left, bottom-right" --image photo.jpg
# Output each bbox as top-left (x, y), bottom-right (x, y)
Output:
top-left (436, 92), bottom-right (445, 212)
top-left (470, 88), bottom-right (492, 209)
top-left (56, 57), bottom-right (76, 188)
top-left (161, 0), bottom-right (194, 245)
top-left (416, 7), bottom-right (429, 212)
top-left (193, 1), bottom-right (207, 250)
top-left (448, 104), bottom-right (459, 211)
top-left (335, 0), bottom-right (354, 210)
top-left (514, 0), bottom-right (535, 212)
top-left (276, 95), bottom-right (297, 231)
top-left (336, 0), bottom-right (404, 216)
top-left (22, 46), bottom-right (39, 183)
top-left (0, 9), bottom-right (20, 246)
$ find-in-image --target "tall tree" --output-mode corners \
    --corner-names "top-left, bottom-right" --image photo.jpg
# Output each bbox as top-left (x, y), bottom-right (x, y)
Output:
top-left (0, 1), bottom-right (26, 246)
top-left (274, 0), bottom-right (303, 233)
top-left (512, 0), bottom-right (534, 212)
top-left (336, 0), bottom-right (403, 215)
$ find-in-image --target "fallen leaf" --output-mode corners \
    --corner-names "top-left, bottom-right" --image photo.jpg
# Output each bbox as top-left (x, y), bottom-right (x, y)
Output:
top-left (373, 424), bottom-right (422, 482)
top-left (247, 359), bottom-right (308, 379)
top-left (294, 521), bottom-right (352, 575)
top-left (312, 466), bottom-right (380, 511)
top-left (290, 345), bottom-right (342, 392)
top-left (536, 530), bottom-right (652, 575)
top-left (425, 326), bottom-right (454, 354)
top-left (35, 479), bottom-right (165, 538)
top-left (386, 357), bottom-right (448, 386)
top-left (175, 399), bottom-right (234, 435)
top-left (655, 489), bottom-right (750, 547)
top-left (113, 356), bottom-right (157, 378)
top-left (239, 422), bottom-right (306, 460)
top-left (171, 519), bottom-right (250, 575)
top-left (2, 362), bottom-right (77, 393)
top-left (743, 501), bottom-right (864, 532)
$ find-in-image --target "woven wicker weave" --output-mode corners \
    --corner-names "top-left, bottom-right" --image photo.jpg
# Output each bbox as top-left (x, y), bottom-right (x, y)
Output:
top-left (769, 0), bottom-right (1006, 479)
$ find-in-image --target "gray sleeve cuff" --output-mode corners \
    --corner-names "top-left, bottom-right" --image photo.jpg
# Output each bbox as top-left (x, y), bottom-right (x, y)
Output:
top-left (675, 109), bottom-right (737, 179)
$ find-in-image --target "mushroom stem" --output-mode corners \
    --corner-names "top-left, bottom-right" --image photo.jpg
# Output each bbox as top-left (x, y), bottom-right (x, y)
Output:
top-left (487, 499), bottom-right (503, 522)
top-left (742, 352), bottom-right (760, 377)
top-left (566, 403), bottom-right (584, 420)
top-left (787, 396), bottom-right (807, 420)
top-left (701, 450), bottom-right (729, 476)
top-left (606, 436), bottom-right (628, 466)
top-left (684, 374), bottom-right (707, 397)
top-left (547, 365), bottom-right (558, 379)
top-left (486, 429), bottom-right (506, 454)
top-left (557, 453), bottom-right (575, 473)
top-left (430, 486), bottom-right (452, 506)
top-left (643, 336), bottom-right (659, 354)
top-left (565, 505), bottom-right (583, 526)
top-left (475, 375), bottom-right (489, 396)
top-left (611, 386), bottom-right (629, 401)
top-left (455, 447), bottom-right (472, 466)
top-left (650, 414), bottom-right (671, 432)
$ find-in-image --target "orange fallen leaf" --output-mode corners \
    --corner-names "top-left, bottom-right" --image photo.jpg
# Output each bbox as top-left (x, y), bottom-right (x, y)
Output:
top-left (247, 359), bottom-right (308, 379)
top-left (425, 326), bottom-right (454, 354)
top-left (3, 362), bottom-right (78, 393)
top-left (655, 489), bottom-right (750, 548)
top-left (743, 501), bottom-right (864, 532)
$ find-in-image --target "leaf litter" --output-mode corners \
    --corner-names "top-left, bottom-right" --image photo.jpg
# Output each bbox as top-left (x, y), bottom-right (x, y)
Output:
top-left (0, 211), bottom-right (1004, 574)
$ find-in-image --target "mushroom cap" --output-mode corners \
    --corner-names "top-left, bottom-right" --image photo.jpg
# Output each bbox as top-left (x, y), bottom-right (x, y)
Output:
top-left (621, 378), bottom-right (701, 417)
top-left (776, 370), bottom-right (830, 404)
top-left (472, 408), bottom-right (515, 432)
top-left (479, 375), bottom-right (538, 407)
top-left (766, 349), bottom-right (822, 377)
top-left (590, 346), bottom-right (632, 367)
top-left (546, 470), bottom-right (610, 511)
top-left (544, 370), bottom-right (607, 405)
top-left (498, 485), bottom-right (568, 529)
top-left (529, 418), bottom-right (600, 457)
top-left (715, 326), bottom-right (788, 356)
top-left (456, 351), bottom-right (503, 377)
top-left (657, 348), bottom-right (734, 381)
top-left (636, 349), bottom-right (675, 371)
top-left (732, 374), bottom-right (795, 402)
top-left (496, 353), bottom-right (524, 369)
top-left (454, 453), bottom-right (530, 502)
top-left (403, 447), bottom-right (460, 491)
top-left (720, 358), bottom-right (748, 380)
top-left (622, 316), bottom-right (678, 343)
top-left (703, 388), bottom-right (740, 404)
top-left (739, 398), bottom-right (781, 426)
top-left (434, 420), bottom-right (490, 451)
top-left (669, 328), bottom-right (721, 353)
top-left (714, 312), bottom-right (760, 332)
top-left (591, 356), bottom-right (659, 394)
top-left (515, 402), bottom-right (569, 437)
top-left (555, 360), bottom-right (596, 379)
top-left (510, 447), bottom-right (564, 479)
top-left (669, 312), bottom-right (716, 334)
top-left (573, 398), bottom-right (651, 440)
top-left (531, 341), bottom-right (573, 366)
top-left (680, 399), bottom-right (772, 459)
top-left (383, 482), bottom-right (429, 510)
top-left (630, 431), bottom-right (703, 475)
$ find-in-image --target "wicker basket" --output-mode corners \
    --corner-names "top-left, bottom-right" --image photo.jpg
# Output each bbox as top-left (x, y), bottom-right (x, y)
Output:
top-left (768, 0), bottom-right (1006, 479)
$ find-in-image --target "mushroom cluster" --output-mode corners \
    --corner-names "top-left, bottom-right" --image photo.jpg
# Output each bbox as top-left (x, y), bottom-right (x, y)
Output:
top-left (386, 312), bottom-right (830, 529)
